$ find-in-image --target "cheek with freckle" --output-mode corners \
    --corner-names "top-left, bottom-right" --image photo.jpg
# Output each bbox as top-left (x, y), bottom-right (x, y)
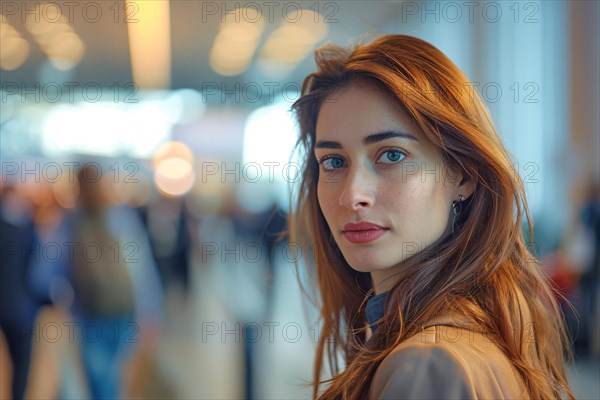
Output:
top-left (391, 195), bottom-right (417, 234)
top-left (386, 182), bottom-right (431, 238)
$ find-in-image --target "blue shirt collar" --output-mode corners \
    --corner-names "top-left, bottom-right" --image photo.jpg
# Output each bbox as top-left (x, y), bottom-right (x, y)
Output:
top-left (366, 291), bottom-right (389, 333)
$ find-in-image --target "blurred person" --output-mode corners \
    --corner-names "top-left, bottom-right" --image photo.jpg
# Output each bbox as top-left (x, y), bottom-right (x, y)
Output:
top-left (196, 190), bottom-right (283, 399)
top-left (564, 181), bottom-right (600, 357)
top-left (20, 182), bottom-right (73, 399)
top-left (581, 184), bottom-right (600, 357)
top-left (578, 182), bottom-right (600, 357)
top-left (66, 163), bottom-right (164, 399)
top-left (0, 184), bottom-right (37, 400)
top-left (289, 35), bottom-right (575, 399)
top-left (27, 183), bottom-right (71, 307)
top-left (145, 195), bottom-right (191, 298)
top-left (238, 200), bottom-right (288, 399)
top-left (260, 202), bottom-right (288, 318)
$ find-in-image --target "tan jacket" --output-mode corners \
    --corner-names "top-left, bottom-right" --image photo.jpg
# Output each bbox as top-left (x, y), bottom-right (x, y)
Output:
top-left (368, 314), bottom-right (529, 399)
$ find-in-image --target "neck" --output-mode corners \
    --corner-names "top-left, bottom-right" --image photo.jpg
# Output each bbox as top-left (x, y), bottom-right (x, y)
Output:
top-left (370, 273), bottom-right (393, 295)
top-left (370, 256), bottom-right (420, 294)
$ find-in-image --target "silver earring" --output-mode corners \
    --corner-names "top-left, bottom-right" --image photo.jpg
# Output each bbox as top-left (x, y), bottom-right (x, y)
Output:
top-left (451, 195), bottom-right (464, 236)
top-left (452, 195), bottom-right (464, 215)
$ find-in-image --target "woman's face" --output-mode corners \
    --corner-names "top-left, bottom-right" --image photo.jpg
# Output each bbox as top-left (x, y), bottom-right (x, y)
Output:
top-left (315, 82), bottom-right (470, 293)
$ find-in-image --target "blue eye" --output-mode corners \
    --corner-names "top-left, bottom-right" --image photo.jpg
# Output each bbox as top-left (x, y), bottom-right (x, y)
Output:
top-left (320, 157), bottom-right (344, 170)
top-left (378, 149), bottom-right (405, 164)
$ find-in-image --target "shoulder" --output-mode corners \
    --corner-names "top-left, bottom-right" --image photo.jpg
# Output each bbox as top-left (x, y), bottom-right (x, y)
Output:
top-left (370, 335), bottom-right (475, 399)
top-left (369, 325), bottom-right (528, 399)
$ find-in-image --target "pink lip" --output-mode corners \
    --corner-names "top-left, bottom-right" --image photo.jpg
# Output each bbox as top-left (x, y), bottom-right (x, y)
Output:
top-left (342, 222), bottom-right (389, 244)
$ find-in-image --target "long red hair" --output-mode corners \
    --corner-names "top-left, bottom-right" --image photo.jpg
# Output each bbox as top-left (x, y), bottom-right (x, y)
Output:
top-left (289, 34), bottom-right (574, 399)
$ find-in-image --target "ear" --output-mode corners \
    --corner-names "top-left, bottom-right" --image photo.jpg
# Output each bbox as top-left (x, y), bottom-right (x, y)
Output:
top-left (446, 162), bottom-right (476, 201)
top-left (456, 175), bottom-right (476, 201)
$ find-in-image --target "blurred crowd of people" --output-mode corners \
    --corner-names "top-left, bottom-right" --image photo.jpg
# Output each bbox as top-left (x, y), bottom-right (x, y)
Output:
top-left (1, 160), bottom-right (287, 399)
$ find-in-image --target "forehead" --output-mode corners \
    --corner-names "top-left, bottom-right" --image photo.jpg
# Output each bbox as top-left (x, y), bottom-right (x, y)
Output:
top-left (315, 82), bottom-right (424, 143)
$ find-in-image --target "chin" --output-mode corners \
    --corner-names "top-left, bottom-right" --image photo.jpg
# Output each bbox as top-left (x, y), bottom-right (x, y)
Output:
top-left (342, 251), bottom-right (402, 273)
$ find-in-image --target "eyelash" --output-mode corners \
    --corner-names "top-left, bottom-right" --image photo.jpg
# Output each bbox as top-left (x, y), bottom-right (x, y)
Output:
top-left (316, 147), bottom-right (407, 171)
top-left (378, 148), bottom-right (407, 164)
top-left (317, 156), bottom-right (344, 171)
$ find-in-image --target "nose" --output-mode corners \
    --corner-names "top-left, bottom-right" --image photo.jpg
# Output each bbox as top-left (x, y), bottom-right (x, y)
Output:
top-left (339, 166), bottom-right (374, 210)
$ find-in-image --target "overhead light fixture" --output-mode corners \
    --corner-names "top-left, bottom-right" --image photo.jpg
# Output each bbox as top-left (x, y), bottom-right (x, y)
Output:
top-left (209, 7), bottom-right (265, 76)
top-left (257, 9), bottom-right (328, 78)
top-left (0, 16), bottom-right (30, 70)
top-left (126, 0), bottom-right (172, 89)
top-left (23, 5), bottom-right (85, 71)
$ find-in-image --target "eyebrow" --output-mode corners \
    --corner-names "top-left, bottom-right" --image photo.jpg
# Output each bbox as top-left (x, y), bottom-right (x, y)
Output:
top-left (314, 130), bottom-right (418, 149)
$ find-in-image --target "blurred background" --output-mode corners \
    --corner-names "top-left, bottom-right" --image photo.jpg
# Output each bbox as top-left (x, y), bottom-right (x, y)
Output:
top-left (0, 1), bottom-right (598, 399)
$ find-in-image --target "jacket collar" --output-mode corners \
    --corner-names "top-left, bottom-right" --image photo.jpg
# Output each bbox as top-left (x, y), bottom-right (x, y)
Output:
top-left (366, 291), bottom-right (478, 334)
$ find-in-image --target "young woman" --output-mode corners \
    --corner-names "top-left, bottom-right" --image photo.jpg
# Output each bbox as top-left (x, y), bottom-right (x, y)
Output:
top-left (289, 34), bottom-right (574, 399)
